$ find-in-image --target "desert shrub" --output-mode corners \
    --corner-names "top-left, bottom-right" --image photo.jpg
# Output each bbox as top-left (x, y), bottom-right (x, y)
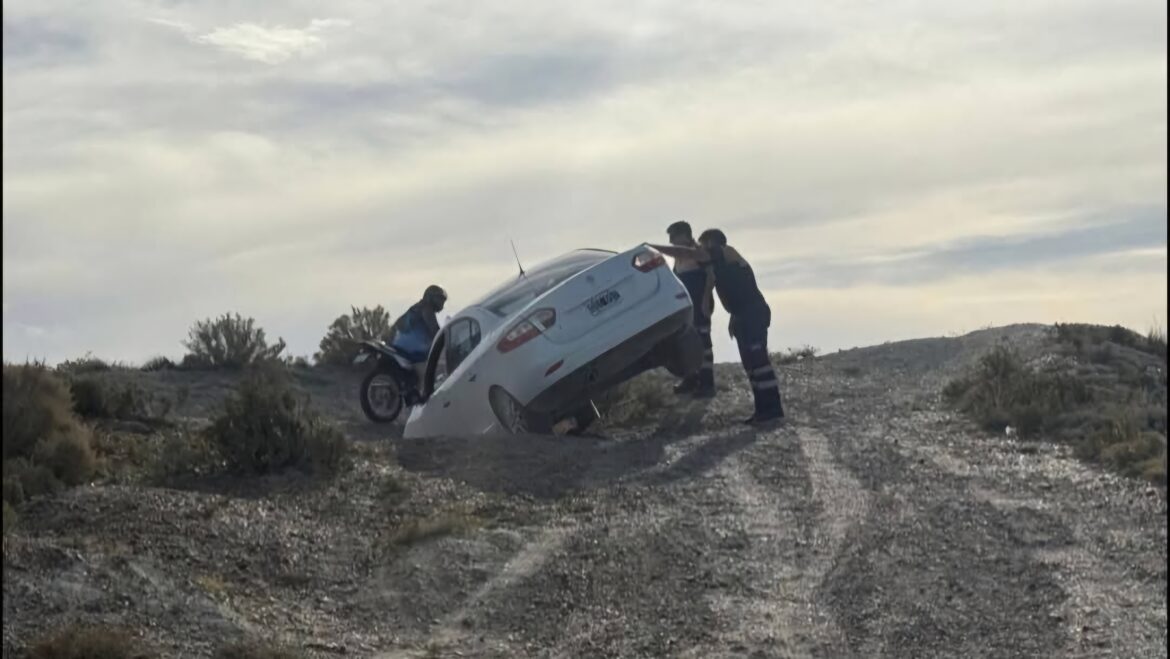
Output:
top-left (947, 335), bottom-right (1167, 484)
top-left (141, 355), bottom-right (176, 372)
top-left (69, 377), bottom-right (165, 421)
top-left (283, 355), bottom-right (312, 369)
top-left (1076, 410), bottom-right (1168, 484)
top-left (24, 624), bottom-right (146, 659)
top-left (773, 345), bottom-right (819, 365)
top-left (315, 305), bottom-right (392, 367)
top-left (55, 352), bottom-right (115, 375)
top-left (216, 639), bottom-right (305, 659)
top-left (150, 429), bottom-right (222, 482)
top-left (1054, 322), bottom-right (1166, 361)
top-left (943, 345), bottom-right (1093, 437)
top-left (385, 511), bottom-right (483, 548)
top-left (206, 366), bottom-right (347, 475)
top-left (595, 374), bottom-right (671, 427)
top-left (1148, 325), bottom-right (1168, 362)
top-left (182, 313), bottom-right (287, 370)
top-left (2, 364), bottom-right (96, 505)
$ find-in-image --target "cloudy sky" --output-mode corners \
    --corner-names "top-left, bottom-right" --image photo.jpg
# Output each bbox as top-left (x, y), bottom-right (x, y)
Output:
top-left (3, 0), bottom-right (1166, 365)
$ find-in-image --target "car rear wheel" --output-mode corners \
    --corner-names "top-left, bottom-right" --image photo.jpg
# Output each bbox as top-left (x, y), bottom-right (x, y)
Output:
top-left (659, 326), bottom-right (703, 378)
top-left (489, 386), bottom-right (553, 435)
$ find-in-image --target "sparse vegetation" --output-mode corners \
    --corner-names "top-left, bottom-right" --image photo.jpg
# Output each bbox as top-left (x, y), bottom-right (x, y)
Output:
top-left (149, 428), bottom-right (222, 482)
top-left (1054, 322), bottom-right (1167, 362)
top-left (182, 312), bottom-right (287, 370)
top-left (141, 355), bottom-right (177, 372)
top-left (595, 374), bottom-right (672, 427)
top-left (206, 365), bottom-right (347, 475)
top-left (773, 345), bottom-right (819, 365)
top-left (385, 510), bottom-right (483, 548)
top-left (24, 625), bottom-right (147, 659)
top-left (945, 325), bottom-right (1167, 484)
top-left (55, 353), bottom-right (118, 375)
top-left (2, 364), bottom-right (97, 507)
top-left (315, 305), bottom-right (392, 367)
top-left (69, 376), bottom-right (169, 422)
top-left (943, 345), bottom-right (1093, 438)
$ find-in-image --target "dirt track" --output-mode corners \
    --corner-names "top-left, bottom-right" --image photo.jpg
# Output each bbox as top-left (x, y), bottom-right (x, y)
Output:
top-left (3, 325), bottom-right (1166, 657)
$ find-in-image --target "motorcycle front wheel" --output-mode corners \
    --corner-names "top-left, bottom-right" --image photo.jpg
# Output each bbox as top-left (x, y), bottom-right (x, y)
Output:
top-left (360, 370), bottom-right (404, 423)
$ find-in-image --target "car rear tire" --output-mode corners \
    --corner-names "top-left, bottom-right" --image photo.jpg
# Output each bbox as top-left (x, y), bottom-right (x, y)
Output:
top-left (660, 326), bottom-right (703, 378)
top-left (489, 386), bottom-right (553, 435)
top-left (360, 370), bottom-right (404, 423)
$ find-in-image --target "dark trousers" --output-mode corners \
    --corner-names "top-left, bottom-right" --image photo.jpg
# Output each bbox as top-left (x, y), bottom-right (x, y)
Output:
top-left (733, 315), bottom-right (784, 417)
top-left (694, 308), bottom-right (715, 388)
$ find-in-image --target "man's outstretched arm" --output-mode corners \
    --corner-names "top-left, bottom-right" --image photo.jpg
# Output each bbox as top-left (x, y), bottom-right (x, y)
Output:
top-left (646, 243), bottom-right (708, 261)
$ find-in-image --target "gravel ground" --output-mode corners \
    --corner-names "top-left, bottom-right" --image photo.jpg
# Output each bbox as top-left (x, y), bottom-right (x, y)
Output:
top-left (3, 324), bottom-right (1166, 658)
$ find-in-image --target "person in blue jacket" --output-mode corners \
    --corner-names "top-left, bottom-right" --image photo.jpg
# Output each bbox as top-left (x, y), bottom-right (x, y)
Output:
top-left (387, 285), bottom-right (447, 381)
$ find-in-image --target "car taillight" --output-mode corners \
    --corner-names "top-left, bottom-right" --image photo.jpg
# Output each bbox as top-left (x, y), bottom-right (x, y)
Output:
top-left (632, 247), bottom-right (666, 272)
top-left (497, 308), bottom-right (556, 353)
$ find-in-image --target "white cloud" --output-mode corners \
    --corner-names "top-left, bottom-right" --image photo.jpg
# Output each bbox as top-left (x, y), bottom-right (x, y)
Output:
top-left (146, 16), bottom-right (351, 64)
top-left (2, 0), bottom-right (1166, 364)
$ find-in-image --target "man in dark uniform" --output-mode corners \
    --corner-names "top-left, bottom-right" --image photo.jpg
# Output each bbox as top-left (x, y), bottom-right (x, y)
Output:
top-left (649, 229), bottom-right (785, 425)
top-left (665, 221), bottom-right (716, 398)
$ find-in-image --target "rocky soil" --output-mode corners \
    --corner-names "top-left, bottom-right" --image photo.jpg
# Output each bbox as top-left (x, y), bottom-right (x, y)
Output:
top-left (3, 325), bottom-right (1166, 658)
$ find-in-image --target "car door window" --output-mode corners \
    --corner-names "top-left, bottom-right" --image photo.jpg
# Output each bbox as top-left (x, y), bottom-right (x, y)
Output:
top-left (446, 318), bottom-right (481, 373)
top-left (422, 332), bottom-right (447, 399)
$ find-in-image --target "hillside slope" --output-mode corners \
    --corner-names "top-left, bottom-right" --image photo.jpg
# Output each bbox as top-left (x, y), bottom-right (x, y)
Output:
top-left (3, 325), bottom-right (1166, 658)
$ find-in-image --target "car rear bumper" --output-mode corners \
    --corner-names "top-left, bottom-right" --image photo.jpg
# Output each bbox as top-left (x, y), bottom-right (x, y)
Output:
top-left (525, 306), bottom-right (692, 417)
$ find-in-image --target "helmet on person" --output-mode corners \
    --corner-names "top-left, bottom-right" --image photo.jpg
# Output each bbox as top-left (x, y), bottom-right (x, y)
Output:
top-left (423, 285), bottom-right (447, 311)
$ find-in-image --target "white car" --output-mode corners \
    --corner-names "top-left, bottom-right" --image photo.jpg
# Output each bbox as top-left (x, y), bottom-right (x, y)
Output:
top-left (402, 245), bottom-right (702, 437)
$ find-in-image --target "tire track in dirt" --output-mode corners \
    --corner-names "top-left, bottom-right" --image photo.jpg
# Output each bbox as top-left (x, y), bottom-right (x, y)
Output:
top-left (678, 425), bottom-right (870, 657)
top-left (900, 439), bottom-right (1167, 657)
top-left (375, 524), bottom-right (577, 658)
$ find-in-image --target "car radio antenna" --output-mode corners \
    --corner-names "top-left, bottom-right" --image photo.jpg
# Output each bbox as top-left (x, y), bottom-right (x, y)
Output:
top-left (510, 238), bottom-right (526, 278)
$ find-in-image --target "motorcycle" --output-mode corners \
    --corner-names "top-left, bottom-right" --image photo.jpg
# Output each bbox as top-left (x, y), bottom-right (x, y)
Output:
top-left (353, 340), bottom-right (424, 423)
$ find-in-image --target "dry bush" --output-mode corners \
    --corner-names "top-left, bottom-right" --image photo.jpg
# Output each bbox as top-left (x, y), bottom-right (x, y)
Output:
top-left (2, 364), bottom-right (97, 506)
top-left (595, 374), bottom-right (672, 428)
top-left (1054, 322), bottom-right (1166, 361)
top-left (385, 511), bottom-right (483, 548)
top-left (150, 429), bottom-right (222, 482)
top-left (943, 345), bottom-right (1093, 437)
top-left (182, 312), bottom-right (287, 370)
top-left (207, 366), bottom-right (347, 475)
top-left (315, 305), bottom-right (392, 367)
top-left (25, 625), bottom-right (148, 659)
top-left (55, 352), bottom-right (118, 375)
top-left (773, 345), bottom-right (819, 365)
top-left (1077, 410), bottom-right (1167, 484)
top-left (946, 335), bottom-right (1167, 484)
top-left (1148, 325), bottom-right (1168, 362)
top-left (141, 355), bottom-right (176, 372)
top-left (69, 376), bottom-right (168, 421)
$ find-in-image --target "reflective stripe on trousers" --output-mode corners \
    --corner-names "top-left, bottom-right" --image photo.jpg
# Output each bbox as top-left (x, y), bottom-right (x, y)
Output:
top-left (734, 318), bottom-right (783, 416)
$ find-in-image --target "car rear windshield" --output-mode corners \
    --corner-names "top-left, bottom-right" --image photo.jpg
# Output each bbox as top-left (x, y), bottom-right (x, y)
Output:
top-left (477, 249), bottom-right (614, 317)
